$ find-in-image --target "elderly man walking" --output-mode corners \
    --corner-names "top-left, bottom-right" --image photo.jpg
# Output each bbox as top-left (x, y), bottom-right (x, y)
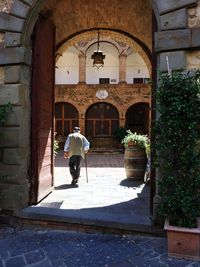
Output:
top-left (64, 127), bottom-right (90, 185)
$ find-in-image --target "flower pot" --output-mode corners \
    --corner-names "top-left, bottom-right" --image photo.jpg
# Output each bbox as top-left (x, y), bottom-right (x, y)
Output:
top-left (124, 144), bottom-right (147, 180)
top-left (164, 218), bottom-right (200, 261)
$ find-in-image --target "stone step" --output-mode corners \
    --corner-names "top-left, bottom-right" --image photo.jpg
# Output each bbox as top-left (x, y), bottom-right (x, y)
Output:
top-left (89, 148), bottom-right (124, 154)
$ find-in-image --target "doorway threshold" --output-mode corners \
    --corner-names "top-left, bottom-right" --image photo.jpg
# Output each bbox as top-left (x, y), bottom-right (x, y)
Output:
top-left (16, 204), bottom-right (155, 235)
top-left (17, 153), bottom-right (161, 235)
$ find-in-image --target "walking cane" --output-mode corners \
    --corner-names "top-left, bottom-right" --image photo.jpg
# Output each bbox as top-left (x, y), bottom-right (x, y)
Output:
top-left (85, 153), bottom-right (89, 183)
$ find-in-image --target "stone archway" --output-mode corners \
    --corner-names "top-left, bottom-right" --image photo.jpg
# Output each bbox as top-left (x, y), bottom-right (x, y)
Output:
top-left (85, 102), bottom-right (119, 149)
top-left (55, 102), bottom-right (79, 140)
top-left (0, 0), bottom-right (199, 215)
top-left (125, 103), bottom-right (150, 135)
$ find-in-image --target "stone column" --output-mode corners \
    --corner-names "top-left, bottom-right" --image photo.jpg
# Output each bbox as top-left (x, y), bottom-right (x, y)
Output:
top-left (119, 110), bottom-right (125, 128)
top-left (78, 54), bottom-right (86, 83)
top-left (119, 54), bottom-right (127, 83)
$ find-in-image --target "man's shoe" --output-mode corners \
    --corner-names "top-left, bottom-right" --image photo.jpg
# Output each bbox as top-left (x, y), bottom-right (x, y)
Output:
top-left (71, 178), bottom-right (78, 185)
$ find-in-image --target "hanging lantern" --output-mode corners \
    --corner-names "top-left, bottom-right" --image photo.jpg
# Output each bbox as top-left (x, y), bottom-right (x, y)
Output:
top-left (91, 30), bottom-right (105, 69)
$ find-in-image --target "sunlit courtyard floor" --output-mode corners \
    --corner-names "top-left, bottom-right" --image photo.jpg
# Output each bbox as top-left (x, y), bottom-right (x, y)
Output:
top-left (20, 151), bottom-right (151, 232)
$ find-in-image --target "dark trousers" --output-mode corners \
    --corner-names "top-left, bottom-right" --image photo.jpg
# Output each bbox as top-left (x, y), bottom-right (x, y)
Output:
top-left (69, 155), bottom-right (82, 180)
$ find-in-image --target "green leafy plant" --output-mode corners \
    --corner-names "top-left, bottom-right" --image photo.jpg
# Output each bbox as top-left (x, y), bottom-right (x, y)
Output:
top-left (0, 103), bottom-right (11, 126)
top-left (54, 138), bottom-right (60, 156)
top-left (122, 130), bottom-right (149, 150)
top-left (115, 127), bottom-right (127, 143)
top-left (155, 71), bottom-right (200, 228)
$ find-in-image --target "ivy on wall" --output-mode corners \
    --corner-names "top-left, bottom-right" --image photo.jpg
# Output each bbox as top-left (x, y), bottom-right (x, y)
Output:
top-left (0, 103), bottom-right (11, 126)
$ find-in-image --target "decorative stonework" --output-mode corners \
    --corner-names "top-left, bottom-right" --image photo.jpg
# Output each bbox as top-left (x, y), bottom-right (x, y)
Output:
top-left (0, 67), bottom-right (4, 84)
top-left (55, 83), bottom-right (150, 115)
top-left (95, 89), bottom-right (109, 100)
top-left (188, 0), bottom-right (200, 28)
top-left (0, 33), bottom-right (5, 48)
top-left (0, 0), bottom-right (14, 13)
top-left (187, 50), bottom-right (200, 69)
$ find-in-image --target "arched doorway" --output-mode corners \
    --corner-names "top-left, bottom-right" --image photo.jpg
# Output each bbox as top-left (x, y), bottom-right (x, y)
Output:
top-left (86, 102), bottom-right (119, 149)
top-left (55, 102), bottom-right (79, 141)
top-left (126, 103), bottom-right (150, 135)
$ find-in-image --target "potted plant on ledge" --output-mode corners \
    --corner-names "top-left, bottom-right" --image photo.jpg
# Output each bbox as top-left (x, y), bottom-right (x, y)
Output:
top-left (122, 130), bottom-right (149, 180)
top-left (155, 71), bottom-right (200, 261)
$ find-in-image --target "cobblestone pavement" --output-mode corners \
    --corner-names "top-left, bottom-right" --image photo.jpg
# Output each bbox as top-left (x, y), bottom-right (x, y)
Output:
top-left (0, 227), bottom-right (199, 267)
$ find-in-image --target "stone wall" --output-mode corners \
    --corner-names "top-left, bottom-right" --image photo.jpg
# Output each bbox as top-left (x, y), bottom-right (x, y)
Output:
top-left (55, 83), bottom-right (151, 134)
top-left (42, 0), bottom-right (152, 52)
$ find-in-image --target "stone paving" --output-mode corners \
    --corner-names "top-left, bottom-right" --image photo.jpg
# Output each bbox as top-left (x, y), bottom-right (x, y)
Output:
top-left (1, 152), bottom-right (199, 266)
top-left (0, 226), bottom-right (199, 267)
top-left (20, 151), bottom-right (151, 232)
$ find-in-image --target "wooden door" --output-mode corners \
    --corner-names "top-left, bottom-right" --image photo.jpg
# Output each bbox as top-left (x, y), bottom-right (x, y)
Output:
top-left (86, 103), bottom-right (119, 137)
top-left (30, 16), bottom-right (55, 203)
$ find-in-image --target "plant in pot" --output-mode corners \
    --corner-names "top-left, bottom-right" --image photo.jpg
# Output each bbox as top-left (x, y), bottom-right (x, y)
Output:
top-left (122, 130), bottom-right (149, 180)
top-left (155, 71), bottom-right (200, 261)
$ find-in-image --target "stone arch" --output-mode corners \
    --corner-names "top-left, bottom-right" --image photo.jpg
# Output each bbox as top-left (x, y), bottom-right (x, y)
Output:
top-left (0, 0), bottom-right (198, 213)
top-left (85, 102), bottom-right (119, 138)
top-left (125, 102), bottom-right (150, 135)
top-left (55, 102), bottom-right (79, 140)
top-left (57, 30), bottom-right (152, 77)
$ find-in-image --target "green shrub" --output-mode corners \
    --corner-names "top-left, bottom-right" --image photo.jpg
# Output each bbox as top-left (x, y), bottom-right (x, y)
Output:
top-left (0, 103), bottom-right (11, 126)
top-left (115, 127), bottom-right (127, 143)
top-left (155, 71), bottom-right (200, 228)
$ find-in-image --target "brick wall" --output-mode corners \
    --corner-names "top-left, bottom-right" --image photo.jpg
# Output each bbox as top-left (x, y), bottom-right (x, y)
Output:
top-left (55, 83), bottom-right (151, 134)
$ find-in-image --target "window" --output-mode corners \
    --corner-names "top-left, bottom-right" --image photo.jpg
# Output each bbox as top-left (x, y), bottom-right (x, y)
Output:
top-left (86, 102), bottom-right (119, 137)
top-left (55, 102), bottom-right (79, 137)
top-left (99, 78), bottom-right (110, 84)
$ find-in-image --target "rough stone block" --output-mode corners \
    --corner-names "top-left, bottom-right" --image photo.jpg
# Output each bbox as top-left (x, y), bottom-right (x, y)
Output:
top-left (187, 50), bottom-right (200, 70)
top-left (5, 65), bottom-right (30, 85)
top-left (160, 9), bottom-right (187, 30)
top-left (0, 67), bottom-right (4, 84)
top-left (11, 0), bottom-right (30, 19)
top-left (23, 0), bottom-right (39, 6)
top-left (3, 148), bottom-right (22, 165)
top-left (5, 32), bottom-right (21, 47)
top-left (0, 160), bottom-right (28, 178)
top-left (0, 33), bottom-right (4, 48)
top-left (0, 84), bottom-right (29, 106)
top-left (4, 106), bottom-right (30, 127)
top-left (191, 28), bottom-right (200, 47)
top-left (0, 12), bottom-right (24, 32)
top-left (155, 29), bottom-right (191, 52)
top-left (159, 51), bottom-right (187, 71)
top-left (0, 47), bottom-right (31, 65)
top-left (155, 0), bottom-right (197, 15)
top-left (0, 126), bottom-right (29, 148)
top-left (0, 183), bottom-right (29, 210)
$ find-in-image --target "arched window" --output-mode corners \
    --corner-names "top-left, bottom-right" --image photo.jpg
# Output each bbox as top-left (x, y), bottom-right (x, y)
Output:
top-left (86, 102), bottom-right (119, 137)
top-left (55, 102), bottom-right (79, 137)
top-left (126, 103), bottom-right (150, 134)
